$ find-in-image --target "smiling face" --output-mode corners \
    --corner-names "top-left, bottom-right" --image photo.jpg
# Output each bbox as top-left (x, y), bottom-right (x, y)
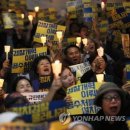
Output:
top-left (102, 91), bottom-right (121, 116)
top-left (16, 79), bottom-right (33, 93)
top-left (37, 59), bottom-right (51, 76)
top-left (66, 47), bottom-right (81, 65)
top-left (61, 68), bottom-right (76, 89)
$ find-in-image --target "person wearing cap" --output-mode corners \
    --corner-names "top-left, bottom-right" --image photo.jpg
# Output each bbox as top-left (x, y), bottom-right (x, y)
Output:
top-left (68, 121), bottom-right (93, 130)
top-left (92, 82), bottom-right (128, 130)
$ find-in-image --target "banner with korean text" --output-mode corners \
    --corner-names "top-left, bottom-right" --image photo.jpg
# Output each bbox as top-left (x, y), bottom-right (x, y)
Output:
top-left (67, 82), bottom-right (102, 115)
top-left (12, 47), bottom-right (47, 73)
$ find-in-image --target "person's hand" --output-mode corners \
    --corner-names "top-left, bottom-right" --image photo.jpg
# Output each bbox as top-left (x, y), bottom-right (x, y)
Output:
top-left (47, 41), bottom-right (53, 50)
top-left (122, 83), bottom-right (130, 94)
top-left (91, 56), bottom-right (106, 74)
top-left (64, 95), bottom-right (72, 104)
top-left (2, 60), bottom-right (10, 70)
top-left (50, 77), bottom-right (62, 91)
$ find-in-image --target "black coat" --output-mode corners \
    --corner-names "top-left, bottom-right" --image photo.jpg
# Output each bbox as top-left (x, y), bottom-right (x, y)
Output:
top-left (90, 110), bottom-right (129, 130)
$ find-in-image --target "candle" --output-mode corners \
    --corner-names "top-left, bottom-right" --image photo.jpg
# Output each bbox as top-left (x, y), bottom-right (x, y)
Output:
top-left (52, 60), bottom-right (62, 78)
top-left (34, 6), bottom-right (40, 12)
top-left (0, 79), bottom-right (4, 88)
top-left (76, 37), bottom-right (81, 47)
top-left (101, 1), bottom-right (105, 11)
top-left (96, 74), bottom-right (104, 83)
top-left (4, 45), bottom-right (10, 60)
top-left (28, 15), bottom-right (33, 23)
top-left (76, 37), bottom-right (81, 44)
top-left (41, 36), bottom-right (46, 46)
top-left (82, 38), bottom-right (88, 46)
top-left (21, 14), bottom-right (24, 19)
top-left (97, 47), bottom-right (104, 57)
top-left (56, 31), bottom-right (63, 42)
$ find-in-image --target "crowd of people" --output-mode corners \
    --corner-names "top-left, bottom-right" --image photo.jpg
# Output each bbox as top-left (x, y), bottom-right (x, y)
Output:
top-left (0, 1), bottom-right (130, 130)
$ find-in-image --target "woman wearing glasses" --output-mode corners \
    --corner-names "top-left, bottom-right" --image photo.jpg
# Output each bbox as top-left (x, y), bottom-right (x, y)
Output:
top-left (92, 82), bottom-right (129, 130)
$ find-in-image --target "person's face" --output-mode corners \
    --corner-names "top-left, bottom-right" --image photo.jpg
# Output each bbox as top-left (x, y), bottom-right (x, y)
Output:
top-left (37, 59), bottom-right (51, 76)
top-left (61, 68), bottom-right (76, 88)
top-left (71, 125), bottom-right (91, 130)
top-left (102, 91), bottom-right (121, 116)
top-left (87, 40), bottom-right (96, 55)
top-left (92, 56), bottom-right (106, 74)
top-left (16, 79), bottom-right (33, 93)
top-left (66, 47), bottom-right (81, 65)
top-left (80, 27), bottom-right (89, 38)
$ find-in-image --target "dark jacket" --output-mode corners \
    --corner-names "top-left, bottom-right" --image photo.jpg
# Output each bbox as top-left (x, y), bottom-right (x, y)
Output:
top-left (90, 110), bottom-right (129, 130)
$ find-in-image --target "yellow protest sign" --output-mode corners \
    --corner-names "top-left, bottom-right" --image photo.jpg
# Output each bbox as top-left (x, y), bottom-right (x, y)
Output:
top-left (67, 82), bottom-right (102, 115)
top-left (123, 2), bottom-right (130, 14)
top-left (12, 47), bottom-right (47, 73)
top-left (121, 34), bottom-right (130, 58)
top-left (11, 100), bottom-right (66, 123)
top-left (63, 37), bottom-right (76, 49)
top-left (106, 2), bottom-right (123, 11)
top-left (34, 20), bottom-right (66, 44)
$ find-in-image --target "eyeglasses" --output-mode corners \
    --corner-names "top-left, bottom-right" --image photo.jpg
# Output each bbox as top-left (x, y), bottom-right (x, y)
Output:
top-left (103, 95), bottom-right (121, 102)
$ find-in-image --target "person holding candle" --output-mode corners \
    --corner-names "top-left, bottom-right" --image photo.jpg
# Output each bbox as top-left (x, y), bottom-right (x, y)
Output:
top-left (30, 55), bottom-right (53, 92)
top-left (81, 54), bottom-right (115, 83)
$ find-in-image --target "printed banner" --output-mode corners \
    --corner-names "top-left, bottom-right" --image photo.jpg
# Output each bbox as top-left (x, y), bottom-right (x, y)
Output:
top-left (106, 2), bottom-right (123, 12)
top-left (121, 34), bottom-right (130, 58)
top-left (108, 7), bottom-right (130, 29)
top-left (123, 2), bottom-right (130, 16)
top-left (66, 0), bottom-right (83, 19)
top-left (126, 64), bottom-right (130, 82)
top-left (34, 20), bottom-right (66, 44)
top-left (83, 2), bottom-right (93, 22)
top-left (69, 62), bottom-right (91, 82)
top-left (12, 47), bottom-right (47, 73)
top-left (21, 92), bottom-right (48, 103)
top-left (67, 82), bottom-right (102, 115)
top-left (99, 20), bottom-right (108, 33)
top-left (62, 37), bottom-right (76, 48)
top-left (11, 100), bottom-right (66, 123)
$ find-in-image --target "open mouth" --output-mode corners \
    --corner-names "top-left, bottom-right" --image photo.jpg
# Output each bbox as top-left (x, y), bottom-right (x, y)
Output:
top-left (110, 106), bottom-right (118, 113)
top-left (44, 68), bottom-right (49, 72)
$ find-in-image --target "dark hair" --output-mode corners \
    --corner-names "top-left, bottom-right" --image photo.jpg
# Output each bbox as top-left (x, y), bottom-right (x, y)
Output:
top-left (11, 76), bottom-right (32, 92)
top-left (64, 44), bottom-right (81, 56)
top-left (60, 66), bottom-right (72, 75)
top-left (32, 55), bottom-right (51, 75)
top-left (4, 92), bottom-right (29, 108)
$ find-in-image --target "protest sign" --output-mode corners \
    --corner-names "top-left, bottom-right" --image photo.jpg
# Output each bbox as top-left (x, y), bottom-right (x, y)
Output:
top-left (108, 7), bottom-right (130, 29)
top-left (12, 47), bottom-right (47, 73)
top-left (69, 62), bottom-right (91, 82)
top-left (121, 34), bottom-right (130, 58)
top-left (34, 20), bottom-right (66, 44)
top-left (67, 82), bottom-right (102, 115)
top-left (126, 64), bottom-right (130, 82)
top-left (21, 92), bottom-right (48, 104)
top-left (11, 100), bottom-right (66, 123)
